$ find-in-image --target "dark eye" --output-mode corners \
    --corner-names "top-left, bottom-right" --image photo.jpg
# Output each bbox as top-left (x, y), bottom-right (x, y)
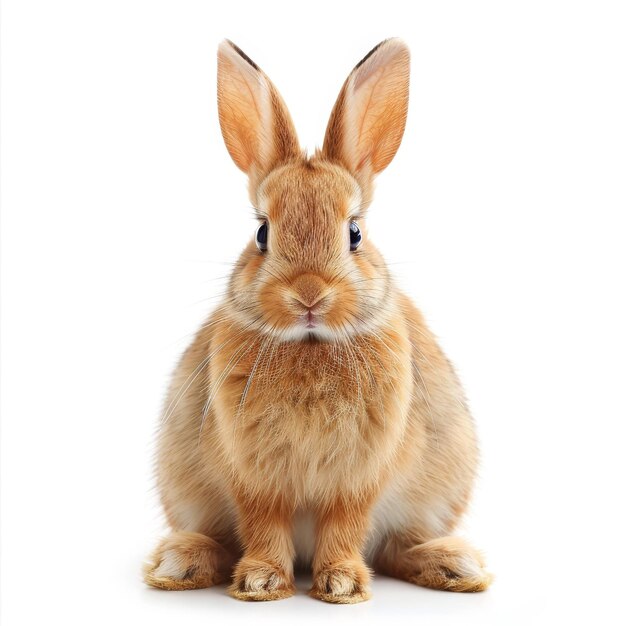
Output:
top-left (349, 221), bottom-right (362, 251)
top-left (256, 221), bottom-right (268, 252)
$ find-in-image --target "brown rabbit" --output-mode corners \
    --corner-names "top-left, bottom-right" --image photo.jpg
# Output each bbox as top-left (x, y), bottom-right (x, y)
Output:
top-left (143, 38), bottom-right (492, 604)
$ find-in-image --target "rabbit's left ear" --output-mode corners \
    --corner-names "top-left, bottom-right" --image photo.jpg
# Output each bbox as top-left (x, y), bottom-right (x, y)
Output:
top-left (322, 39), bottom-right (410, 179)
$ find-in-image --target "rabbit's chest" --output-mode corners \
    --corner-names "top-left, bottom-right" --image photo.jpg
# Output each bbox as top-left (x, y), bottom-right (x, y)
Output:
top-left (213, 338), bottom-right (412, 496)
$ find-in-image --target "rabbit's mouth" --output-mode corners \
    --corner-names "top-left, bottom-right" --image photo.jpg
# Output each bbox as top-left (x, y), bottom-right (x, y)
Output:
top-left (278, 317), bottom-right (337, 343)
top-left (305, 311), bottom-right (318, 329)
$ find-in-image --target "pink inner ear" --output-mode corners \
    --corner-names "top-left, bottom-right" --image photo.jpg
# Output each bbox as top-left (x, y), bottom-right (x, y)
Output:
top-left (353, 53), bottom-right (387, 92)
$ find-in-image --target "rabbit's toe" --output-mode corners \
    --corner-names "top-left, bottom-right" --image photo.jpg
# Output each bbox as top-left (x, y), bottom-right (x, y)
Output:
top-left (310, 561), bottom-right (372, 604)
top-left (229, 558), bottom-right (295, 601)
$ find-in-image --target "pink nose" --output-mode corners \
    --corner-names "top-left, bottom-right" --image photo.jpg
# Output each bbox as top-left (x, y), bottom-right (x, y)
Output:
top-left (293, 293), bottom-right (326, 310)
top-left (290, 273), bottom-right (329, 310)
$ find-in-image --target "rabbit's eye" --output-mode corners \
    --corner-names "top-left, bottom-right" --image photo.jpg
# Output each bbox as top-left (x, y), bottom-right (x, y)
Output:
top-left (256, 221), bottom-right (268, 252)
top-left (349, 221), bottom-right (362, 251)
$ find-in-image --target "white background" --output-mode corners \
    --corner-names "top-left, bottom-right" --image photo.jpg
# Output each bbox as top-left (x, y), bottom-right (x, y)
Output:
top-left (2, 1), bottom-right (625, 624)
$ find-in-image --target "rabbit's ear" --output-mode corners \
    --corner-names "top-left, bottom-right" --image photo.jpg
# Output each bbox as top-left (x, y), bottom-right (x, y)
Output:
top-left (323, 39), bottom-right (410, 178)
top-left (217, 40), bottom-right (300, 183)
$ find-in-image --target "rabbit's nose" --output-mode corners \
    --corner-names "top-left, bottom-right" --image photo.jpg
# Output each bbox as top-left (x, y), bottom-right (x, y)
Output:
top-left (289, 273), bottom-right (330, 310)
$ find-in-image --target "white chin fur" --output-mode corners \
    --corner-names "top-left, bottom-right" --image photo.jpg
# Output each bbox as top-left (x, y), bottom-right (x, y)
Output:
top-left (278, 324), bottom-right (339, 343)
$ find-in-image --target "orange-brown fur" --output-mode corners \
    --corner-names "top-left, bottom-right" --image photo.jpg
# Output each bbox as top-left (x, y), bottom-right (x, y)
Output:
top-left (144, 38), bottom-right (492, 603)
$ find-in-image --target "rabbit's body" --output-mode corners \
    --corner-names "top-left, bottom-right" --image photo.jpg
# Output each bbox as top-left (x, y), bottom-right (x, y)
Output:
top-left (144, 40), bottom-right (491, 603)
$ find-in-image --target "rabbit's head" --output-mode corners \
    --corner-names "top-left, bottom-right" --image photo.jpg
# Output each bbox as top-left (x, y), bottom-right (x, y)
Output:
top-left (217, 39), bottom-right (410, 342)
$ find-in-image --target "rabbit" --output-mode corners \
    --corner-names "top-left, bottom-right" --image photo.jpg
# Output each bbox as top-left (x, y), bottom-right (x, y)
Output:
top-left (143, 38), bottom-right (492, 604)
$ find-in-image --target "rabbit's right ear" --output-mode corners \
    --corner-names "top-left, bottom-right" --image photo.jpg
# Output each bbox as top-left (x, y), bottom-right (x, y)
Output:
top-left (322, 39), bottom-right (410, 185)
top-left (217, 40), bottom-right (300, 189)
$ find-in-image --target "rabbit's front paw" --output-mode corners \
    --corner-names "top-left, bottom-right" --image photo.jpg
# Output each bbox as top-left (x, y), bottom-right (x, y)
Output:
top-left (310, 560), bottom-right (372, 604)
top-left (229, 557), bottom-right (295, 601)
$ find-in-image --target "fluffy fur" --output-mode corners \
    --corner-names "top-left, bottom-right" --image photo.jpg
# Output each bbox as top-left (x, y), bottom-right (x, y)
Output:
top-left (144, 38), bottom-right (492, 603)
